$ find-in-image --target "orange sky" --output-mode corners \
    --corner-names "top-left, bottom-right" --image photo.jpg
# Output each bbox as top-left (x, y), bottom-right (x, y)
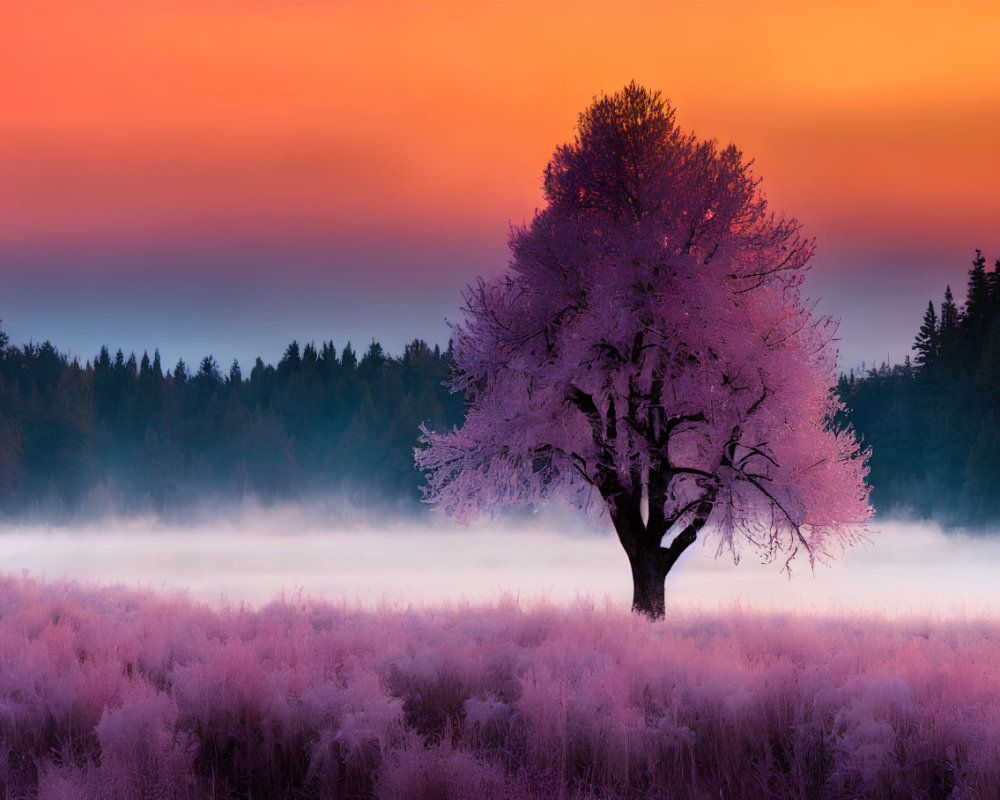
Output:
top-left (1, 0), bottom-right (999, 370)
top-left (4, 0), bottom-right (999, 250)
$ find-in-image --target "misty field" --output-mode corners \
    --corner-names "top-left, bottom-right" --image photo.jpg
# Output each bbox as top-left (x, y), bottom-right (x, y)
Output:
top-left (1, 574), bottom-right (997, 799)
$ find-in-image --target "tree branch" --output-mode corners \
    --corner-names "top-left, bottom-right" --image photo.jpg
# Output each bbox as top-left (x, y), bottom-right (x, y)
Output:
top-left (659, 496), bottom-right (713, 573)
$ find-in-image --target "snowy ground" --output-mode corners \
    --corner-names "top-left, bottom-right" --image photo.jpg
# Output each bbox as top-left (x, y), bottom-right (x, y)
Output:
top-left (0, 509), bottom-right (997, 617)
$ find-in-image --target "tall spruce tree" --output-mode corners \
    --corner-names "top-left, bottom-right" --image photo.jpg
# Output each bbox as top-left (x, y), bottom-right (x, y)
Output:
top-left (940, 285), bottom-right (959, 348)
top-left (991, 259), bottom-right (1000, 310)
top-left (965, 249), bottom-right (990, 323)
top-left (913, 300), bottom-right (939, 368)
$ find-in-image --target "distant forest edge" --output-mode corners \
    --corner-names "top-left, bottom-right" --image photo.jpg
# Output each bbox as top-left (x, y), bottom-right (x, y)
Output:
top-left (1, 248), bottom-right (999, 527)
top-left (0, 334), bottom-right (463, 521)
top-left (836, 249), bottom-right (1000, 528)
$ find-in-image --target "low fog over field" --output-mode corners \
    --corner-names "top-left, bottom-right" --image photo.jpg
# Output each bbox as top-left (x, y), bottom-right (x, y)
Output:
top-left (2, 509), bottom-right (997, 617)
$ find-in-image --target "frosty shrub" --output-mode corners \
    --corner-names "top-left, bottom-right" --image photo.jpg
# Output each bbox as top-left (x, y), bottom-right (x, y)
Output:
top-left (0, 574), bottom-right (997, 799)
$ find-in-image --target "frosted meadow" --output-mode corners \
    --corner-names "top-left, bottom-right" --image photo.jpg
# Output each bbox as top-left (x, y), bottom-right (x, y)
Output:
top-left (1, 513), bottom-right (999, 797)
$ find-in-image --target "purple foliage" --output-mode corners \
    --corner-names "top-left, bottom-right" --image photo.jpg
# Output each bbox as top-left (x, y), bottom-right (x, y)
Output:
top-left (416, 84), bottom-right (871, 616)
top-left (1, 575), bottom-right (996, 798)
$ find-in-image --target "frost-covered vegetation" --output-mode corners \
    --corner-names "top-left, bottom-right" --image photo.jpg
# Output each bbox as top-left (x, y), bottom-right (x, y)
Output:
top-left (418, 84), bottom-right (870, 618)
top-left (1, 574), bottom-right (996, 799)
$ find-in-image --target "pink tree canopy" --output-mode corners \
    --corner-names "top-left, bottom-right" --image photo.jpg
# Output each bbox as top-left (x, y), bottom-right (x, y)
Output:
top-left (416, 84), bottom-right (872, 617)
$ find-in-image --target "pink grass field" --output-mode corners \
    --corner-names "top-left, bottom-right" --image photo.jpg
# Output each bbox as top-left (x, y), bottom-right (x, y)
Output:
top-left (2, 575), bottom-right (998, 798)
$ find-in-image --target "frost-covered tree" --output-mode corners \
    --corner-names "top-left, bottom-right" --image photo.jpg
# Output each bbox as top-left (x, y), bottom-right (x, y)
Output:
top-left (416, 84), bottom-right (871, 617)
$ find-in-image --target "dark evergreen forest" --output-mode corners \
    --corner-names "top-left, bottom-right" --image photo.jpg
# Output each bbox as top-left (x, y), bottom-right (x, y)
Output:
top-left (3, 250), bottom-right (999, 527)
top-left (836, 250), bottom-right (1000, 528)
top-left (0, 334), bottom-right (463, 521)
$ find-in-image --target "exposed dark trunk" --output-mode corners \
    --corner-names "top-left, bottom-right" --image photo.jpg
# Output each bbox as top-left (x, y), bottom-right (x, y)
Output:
top-left (612, 498), bottom-right (708, 620)
top-left (628, 546), bottom-right (668, 618)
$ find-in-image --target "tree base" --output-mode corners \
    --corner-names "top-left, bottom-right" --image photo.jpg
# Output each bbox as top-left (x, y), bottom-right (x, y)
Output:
top-left (630, 552), bottom-right (667, 619)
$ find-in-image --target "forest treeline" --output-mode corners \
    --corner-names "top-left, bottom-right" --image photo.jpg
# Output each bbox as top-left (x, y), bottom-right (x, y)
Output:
top-left (4, 249), bottom-right (1000, 526)
top-left (0, 333), bottom-right (463, 521)
top-left (836, 249), bottom-right (1000, 527)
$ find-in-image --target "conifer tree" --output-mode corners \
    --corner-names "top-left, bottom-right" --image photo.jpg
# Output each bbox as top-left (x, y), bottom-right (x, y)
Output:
top-left (991, 259), bottom-right (1000, 310)
top-left (341, 342), bottom-right (357, 370)
top-left (940, 286), bottom-right (959, 346)
top-left (913, 300), bottom-right (940, 368)
top-left (197, 356), bottom-right (221, 383)
top-left (96, 346), bottom-right (112, 372)
top-left (302, 342), bottom-right (318, 366)
top-left (964, 249), bottom-right (990, 324)
top-left (279, 341), bottom-right (302, 376)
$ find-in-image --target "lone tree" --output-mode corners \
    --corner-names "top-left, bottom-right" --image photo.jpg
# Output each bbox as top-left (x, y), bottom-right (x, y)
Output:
top-left (416, 84), bottom-right (871, 618)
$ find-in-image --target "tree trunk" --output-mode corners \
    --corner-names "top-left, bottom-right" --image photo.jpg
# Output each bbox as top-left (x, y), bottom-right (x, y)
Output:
top-left (628, 546), bottom-right (668, 618)
top-left (610, 490), bottom-right (710, 619)
top-left (613, 507), bottom-right (704, 619)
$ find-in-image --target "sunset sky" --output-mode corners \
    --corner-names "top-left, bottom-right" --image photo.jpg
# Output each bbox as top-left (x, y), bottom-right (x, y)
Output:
top-left (3, 0), bottom-right (998, 372)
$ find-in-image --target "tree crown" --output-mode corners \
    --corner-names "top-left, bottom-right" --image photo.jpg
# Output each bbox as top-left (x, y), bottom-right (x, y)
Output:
top-left (418, 84), bottom-right (870, 575)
